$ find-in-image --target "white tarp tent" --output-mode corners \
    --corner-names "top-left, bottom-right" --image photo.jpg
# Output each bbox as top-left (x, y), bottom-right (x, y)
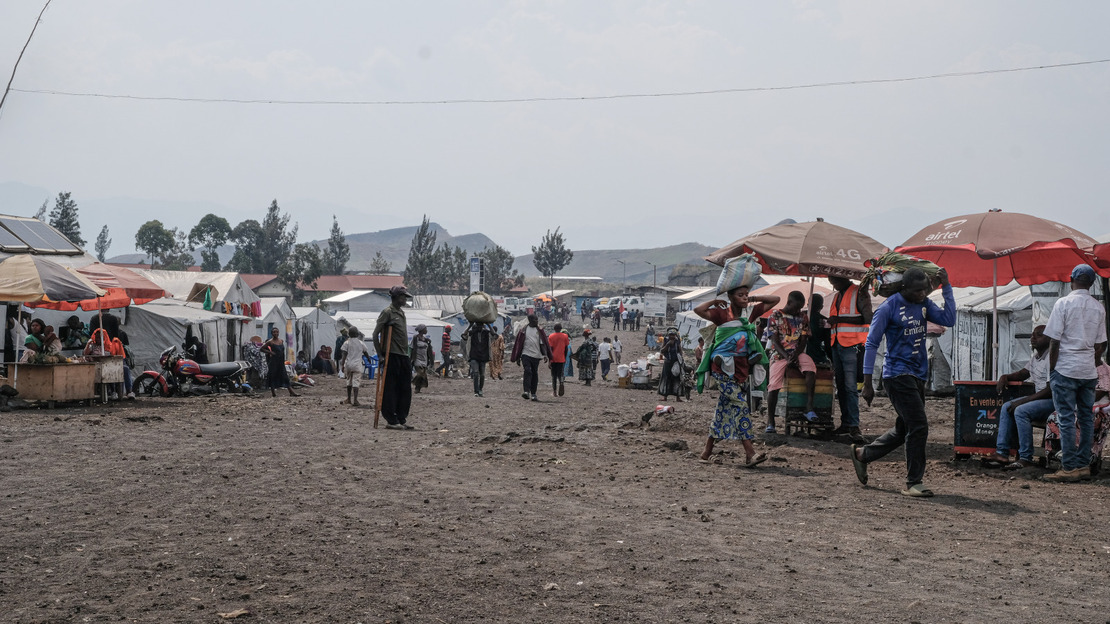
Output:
top-left (322, 290), bottom-right (390, 313)
top-left (333, 310), bottom-right (449, 357)
top-left (252, 298), bottom-right (297, 362)
top-left (135, 270), bottom-right (260, 313)
top-left (293, 306), bottom-right (338, 359)
top-left (927, 283), bottom-right (1034, 388)
top-left (123, 300), bottom-right (249, 371)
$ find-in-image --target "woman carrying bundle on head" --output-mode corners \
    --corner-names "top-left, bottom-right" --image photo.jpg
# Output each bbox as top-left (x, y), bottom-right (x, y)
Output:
top-left (693, 255), bottom-right (778, 468)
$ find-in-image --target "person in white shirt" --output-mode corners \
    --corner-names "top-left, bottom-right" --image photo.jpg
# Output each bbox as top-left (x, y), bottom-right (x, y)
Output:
top-left (1043, 265), bottom-right (1107, 482)
top-left (340, 328), bottom-right (369, 406)
top-left (612, 336), bottom-right (622, 365)
top-left (598, 337), bottom-right (613, 380)
top-left (982, 325), bottom-right (1053, 469)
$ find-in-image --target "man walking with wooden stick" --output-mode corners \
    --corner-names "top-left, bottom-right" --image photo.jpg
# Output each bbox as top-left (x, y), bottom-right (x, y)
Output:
top-left (374, 285), bottom-right (414, 430)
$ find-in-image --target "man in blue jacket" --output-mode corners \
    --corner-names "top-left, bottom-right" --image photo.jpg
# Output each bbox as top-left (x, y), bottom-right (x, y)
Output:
top-left (850, 267), bottom-right (955, 497)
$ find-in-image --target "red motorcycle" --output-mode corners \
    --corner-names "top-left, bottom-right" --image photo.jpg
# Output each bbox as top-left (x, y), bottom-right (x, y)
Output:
top-left (134, 346), bottom-right (252, 397)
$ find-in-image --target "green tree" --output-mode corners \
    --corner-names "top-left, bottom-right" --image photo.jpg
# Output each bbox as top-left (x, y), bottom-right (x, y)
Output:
top-left (478, 244), bottom-right (518, 294)
top-left (225, 219), bottom-right (264, 273)
top-left (135, 220), bottom-right (175, 268)
top-left (277, 243), bottom-right (324, 304)
top-left (322, 215), bottom-right (350, 275)
top-left (532, 227), bottom-right (573, 295)
top-left (403, 215), bottom-right (438, 292)
top-left (160, 229), bottom-right (196, 270)
top-left (259, 200), bottom-right (298, 274)
top-left (34, 200), bottom-right (46, 221)
top-left (432, 243), bottom-right (468, 294)
top-left (94, 225), bottom-right (112, 262)
top-left (49, 191), bottom-right (84, 246)
top-left (188, 214), bottom-right (232, 272)
top-left (369, 251), bottom-right (392, 274)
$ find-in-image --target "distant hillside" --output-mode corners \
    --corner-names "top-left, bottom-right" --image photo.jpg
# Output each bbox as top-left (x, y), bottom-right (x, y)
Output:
top-left (110, 226), bottom-right (717, 285)
top-left (515, 242), bottom-right (716, 283)
top-left (331, 224), bottom-right (498, 272)
top-left (110, 222), bottom-right (500, 273)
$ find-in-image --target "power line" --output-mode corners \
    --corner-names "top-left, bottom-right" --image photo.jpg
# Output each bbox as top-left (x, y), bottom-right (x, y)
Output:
top-left (0, 0), bottom-right (53, 117)
top-left (9, 58), bottom-right (1109, 106)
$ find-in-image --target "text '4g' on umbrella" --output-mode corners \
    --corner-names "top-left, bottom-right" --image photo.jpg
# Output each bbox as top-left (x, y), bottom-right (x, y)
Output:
top-left (704, 218), bottom-right (888, 279)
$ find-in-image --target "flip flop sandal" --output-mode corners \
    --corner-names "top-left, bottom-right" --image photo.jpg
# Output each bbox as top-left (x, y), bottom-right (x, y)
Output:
top-left (742, 452), bottom-right (768, 468)
top-left (804, 411), bottom-right (819, 422)
top-left (901, 484), bottom-right (935, 498)
top-left (850, 443), bottom-right (868, 485)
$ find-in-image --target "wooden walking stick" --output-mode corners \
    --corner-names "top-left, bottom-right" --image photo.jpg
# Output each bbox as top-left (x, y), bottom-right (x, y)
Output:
top-left (373, 325), bottom-right (393, 429)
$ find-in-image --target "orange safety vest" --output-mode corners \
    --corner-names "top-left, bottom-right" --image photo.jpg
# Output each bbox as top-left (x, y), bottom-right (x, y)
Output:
top-left (830, 284), bottom-right (868, 347)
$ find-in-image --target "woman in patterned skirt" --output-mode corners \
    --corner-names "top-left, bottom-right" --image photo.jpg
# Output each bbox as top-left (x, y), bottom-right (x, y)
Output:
top-left (694, 286), bottom-right (778, 466)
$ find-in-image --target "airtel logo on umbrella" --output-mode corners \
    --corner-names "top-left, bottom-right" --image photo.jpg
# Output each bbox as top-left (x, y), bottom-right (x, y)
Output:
top-left (815, 245), bottom-right (863, 260)
top-left (924, 219), bottom-right (967, 242)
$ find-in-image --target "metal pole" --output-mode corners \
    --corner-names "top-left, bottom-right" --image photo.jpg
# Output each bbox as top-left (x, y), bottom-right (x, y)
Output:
top-left (992, 258), bottom-right (999, 379)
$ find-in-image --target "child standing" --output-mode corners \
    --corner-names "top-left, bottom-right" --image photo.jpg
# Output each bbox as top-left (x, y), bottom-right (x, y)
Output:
top-left (340, 328), bottom-right (369, 406)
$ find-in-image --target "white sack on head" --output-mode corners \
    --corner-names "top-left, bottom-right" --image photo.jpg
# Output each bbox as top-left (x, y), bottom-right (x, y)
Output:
top-left (716, 254), bottom-right (762, 295)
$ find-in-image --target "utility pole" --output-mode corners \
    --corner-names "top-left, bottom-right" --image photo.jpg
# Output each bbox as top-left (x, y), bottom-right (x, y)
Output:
top-left (644, 261), bottom-right (656, 289)
top-left (616, 260), bottom-right (626, 292)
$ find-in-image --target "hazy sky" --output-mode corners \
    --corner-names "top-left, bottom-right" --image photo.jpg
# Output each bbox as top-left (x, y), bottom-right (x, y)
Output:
top-left (1, 1), bottom-right (1108, 257)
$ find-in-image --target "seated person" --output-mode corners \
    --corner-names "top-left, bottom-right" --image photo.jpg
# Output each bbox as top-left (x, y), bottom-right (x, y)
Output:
top-left (23, 319), bottom-right (62, 360)
top-left (765, 291), bottom-right (819, 433)
top-left (982, 325), bottom-right (1053, 469)
top-left (312, 346), bottom-right (334, 375)
top-left (295, 350), bottom-right (309, 374)
top-left (59, 315), bottom-right (90, 349)
top-left (184, 335), bottom-right (208, 364)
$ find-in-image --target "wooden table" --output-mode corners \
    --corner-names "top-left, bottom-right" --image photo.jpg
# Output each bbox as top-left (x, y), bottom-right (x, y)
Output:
top-left (9, 363), bottom-right (97, 408)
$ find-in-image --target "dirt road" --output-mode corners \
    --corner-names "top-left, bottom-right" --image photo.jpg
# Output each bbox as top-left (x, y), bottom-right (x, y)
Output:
top-left (2, 327), bottom-right (1106, 622)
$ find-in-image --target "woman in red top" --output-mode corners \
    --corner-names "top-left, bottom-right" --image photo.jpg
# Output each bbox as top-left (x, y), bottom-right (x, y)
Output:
top-left (694, 286), bottom-right (779, 466)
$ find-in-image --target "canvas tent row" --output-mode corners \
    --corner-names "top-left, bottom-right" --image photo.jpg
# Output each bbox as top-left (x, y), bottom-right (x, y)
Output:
top-left (123, 299), bottom-right (249, 371)
top-left (333, 310), bottom-right (450, 360)
top-left (293, 306), bottom-right (338, 360)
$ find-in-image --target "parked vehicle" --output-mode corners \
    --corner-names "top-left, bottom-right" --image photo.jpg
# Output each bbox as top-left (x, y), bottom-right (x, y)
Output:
top-left (600, 296), bottom-right (644, 317)
top-left (502, 296), bottom-right (529, 315)
top-left (134, 346), bottom-right (252, 396)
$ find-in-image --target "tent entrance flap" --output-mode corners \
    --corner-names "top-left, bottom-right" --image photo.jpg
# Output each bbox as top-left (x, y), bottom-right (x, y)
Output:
top-left (187, 283), bottom-right (218, 306)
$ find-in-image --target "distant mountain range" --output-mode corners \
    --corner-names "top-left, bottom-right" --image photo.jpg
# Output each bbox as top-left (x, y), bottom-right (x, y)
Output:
top-left (110, 222), bottom-right (717, 283)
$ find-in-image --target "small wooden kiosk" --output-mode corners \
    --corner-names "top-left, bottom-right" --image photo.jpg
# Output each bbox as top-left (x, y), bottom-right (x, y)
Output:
top-left (9, 362), bottom-right (97, 408)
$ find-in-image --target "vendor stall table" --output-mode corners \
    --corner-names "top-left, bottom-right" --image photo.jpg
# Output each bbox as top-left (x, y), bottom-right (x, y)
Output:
top-left (9, 362), bottom-right (97, 408)
top-left (89, 356), bottom-right (125, 403)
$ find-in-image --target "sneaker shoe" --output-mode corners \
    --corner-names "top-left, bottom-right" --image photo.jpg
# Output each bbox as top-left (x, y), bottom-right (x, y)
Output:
top-left (402, 423), bottom-right (415, 430)
top-left (831, 424), bottom-right (850, 436)
top-left (531, 394), bottom-right (538, 401)
top-left (384, 424), bottom-right (404, 430)
top-left (847, 427), bottom-right (866, 443)
top-left (1043, 467), bottom-right (1085, 482)
top-left (125, 392), bottom-right (136, 400)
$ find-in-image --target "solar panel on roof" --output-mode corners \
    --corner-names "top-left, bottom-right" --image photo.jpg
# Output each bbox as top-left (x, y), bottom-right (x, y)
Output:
top-left (0, 217), bottom-right (82, 254)
top-left (22, 219), bottom-right (81, 253)
top-left (0, 224), bottom-right (30, 251)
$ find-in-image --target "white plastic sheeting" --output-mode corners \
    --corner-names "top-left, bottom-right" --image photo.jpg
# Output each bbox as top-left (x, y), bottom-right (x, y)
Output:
top-left (135, 270), bottom-right (260, 307)
top-left (293, 307), bottom-right (338, 359)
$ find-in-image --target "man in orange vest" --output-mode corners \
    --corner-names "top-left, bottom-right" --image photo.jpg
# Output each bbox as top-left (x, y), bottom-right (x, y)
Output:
top-left (828, 276), bottom-right (873, 443)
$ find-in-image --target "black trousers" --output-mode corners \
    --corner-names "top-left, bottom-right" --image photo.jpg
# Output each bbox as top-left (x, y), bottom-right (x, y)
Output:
top-left (860, 375), bottom-right (928, 487)
top-left (381, 354), bottom-right (412, 425)
top-left (521, 355), bottom-right (540, 396)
